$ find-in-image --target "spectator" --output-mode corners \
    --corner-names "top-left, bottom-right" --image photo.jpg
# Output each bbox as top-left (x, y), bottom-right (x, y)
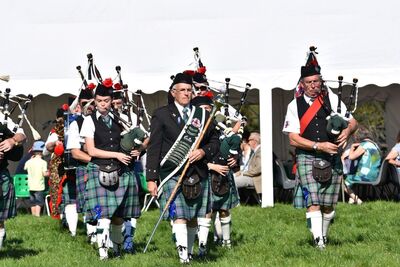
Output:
top-left (344, 126), bottom-right (381, 204)
top-left (385, 130), bottom-right (400, 176)
top-left (234, 132), bottom-right (261, 194)
top-left (239, 139), bottom-right (252, 172)
top-left (24, 141), bottom-right (48, 217)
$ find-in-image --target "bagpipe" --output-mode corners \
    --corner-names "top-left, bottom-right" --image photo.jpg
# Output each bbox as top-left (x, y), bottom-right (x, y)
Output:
top-left (0, 87), bottom-right (36, 162)
top-left (324, 76), bottom-right (359, 138)
top-left (213, 80), bottom-right (251, 158)
top-left (188, 47), bottom-right (253, 193)
top-left (78, 53), bottom-right (148, 156)
top-left (181, 47), bottom-right (253, 161)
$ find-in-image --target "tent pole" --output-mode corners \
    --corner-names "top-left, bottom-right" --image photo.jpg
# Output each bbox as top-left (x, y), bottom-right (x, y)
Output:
top-left (260, 87), bottom-right (274, 207)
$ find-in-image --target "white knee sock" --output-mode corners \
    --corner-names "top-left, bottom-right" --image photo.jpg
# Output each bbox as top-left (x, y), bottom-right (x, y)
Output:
top-left (198, 218), bottom-right (211, 248)
top-left (86, 223), bottom-right (97, 244)
top-left (173, 223), bottom-right (188, 262)
top-left (0, 228), bottom-right (5, 249)
top-left (322, 211), bottom-right (335, 238)
top-left (97, 219), bottom-right (111, 259)
top-left (213, 213), bottom-right (222, 241)
top-left (65, 204), bottom-right (78, 236)
top-left (187, 226), bottom-right (197, 255)
top-left (220, 215), bottom-right (231, 246)
top-left (306, 211), bottom-right (323, 243)
top-left (110, 223), bottom-right (125, 253)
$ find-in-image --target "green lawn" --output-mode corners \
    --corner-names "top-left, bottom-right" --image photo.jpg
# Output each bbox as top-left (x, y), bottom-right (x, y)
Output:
top-left (1, 201), bottom-right (400, 267)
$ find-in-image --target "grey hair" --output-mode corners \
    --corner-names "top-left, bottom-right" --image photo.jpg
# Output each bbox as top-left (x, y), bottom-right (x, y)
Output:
top-left (249, 132), bottom-right (261, 144)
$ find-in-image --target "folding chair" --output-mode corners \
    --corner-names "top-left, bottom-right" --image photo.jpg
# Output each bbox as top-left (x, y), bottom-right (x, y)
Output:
top-left (13, 174), bottom-right (31, 213)
top-left (351, 160), bottom-right (392, 200)
top-left (387, 163), bottom-right (400, 199)
top-left (242, 186), bottom-right (261, 205)
top-left (274, 159), bottom-right (296, 202)
top-left (13, 174), bottom-right (30, 198)
top-left (138, 173), bottom-right (160, 212)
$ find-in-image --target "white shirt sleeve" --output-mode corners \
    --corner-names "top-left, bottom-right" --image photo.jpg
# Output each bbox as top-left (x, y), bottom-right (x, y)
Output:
top-left (43, 132), bottom-right (59, 156)
top-left (80, 115), bottom-right (95, 139)
top-left (66, 121), bottom-right (82, 149)
top-left (282, 99), bottom-right (300, 134)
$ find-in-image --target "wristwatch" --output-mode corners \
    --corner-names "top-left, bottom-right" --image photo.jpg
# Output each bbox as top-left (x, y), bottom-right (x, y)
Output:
top-left (312, 142), bottom-right (318, 151)
top-left (12, 137), bottom-right (20, 147)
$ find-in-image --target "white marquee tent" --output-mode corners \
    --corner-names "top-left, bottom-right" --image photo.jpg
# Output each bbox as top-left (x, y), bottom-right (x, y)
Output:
top-left (1, 0), bottom-right (400, 207)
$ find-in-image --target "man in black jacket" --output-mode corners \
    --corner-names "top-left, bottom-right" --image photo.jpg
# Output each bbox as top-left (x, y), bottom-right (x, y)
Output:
top-left (146, 73), bottom-right (219, 263)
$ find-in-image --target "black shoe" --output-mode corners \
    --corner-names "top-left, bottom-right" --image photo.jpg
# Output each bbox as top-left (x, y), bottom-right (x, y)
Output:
top-left (112, 244), bottom-right (122, 259)
top-left (198, 243), bottom-right (207, 258)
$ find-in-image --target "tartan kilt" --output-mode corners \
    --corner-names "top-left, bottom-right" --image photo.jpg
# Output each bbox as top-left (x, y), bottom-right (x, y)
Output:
top-left (211, 171), bottom-right (240, 211)
top-left (160, 175), bottom-right (210, 220)
top-left (293, 153), bottom-right (342, 209)
top-left (75, 165), bottom-right (87, 213)
top-left (59, 170), bottom-right (77, 213)
top-left (0, 170), bottom-right (16, 221)
top-left (84, 162), bottom-right (141, 222)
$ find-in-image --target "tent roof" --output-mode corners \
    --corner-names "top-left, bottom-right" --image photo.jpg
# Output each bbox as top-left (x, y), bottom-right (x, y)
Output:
top-left (1, 0), bottom-right (400, 96)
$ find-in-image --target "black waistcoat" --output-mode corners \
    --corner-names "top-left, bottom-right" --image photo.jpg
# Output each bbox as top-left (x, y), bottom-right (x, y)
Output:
top-left (90, 113), bottom-right (122, 167)
top-left (296, 95), bottom-right (333, 154)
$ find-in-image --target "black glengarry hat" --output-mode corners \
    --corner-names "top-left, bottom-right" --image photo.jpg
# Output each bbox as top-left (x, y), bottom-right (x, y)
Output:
top-left (95, 83), bottom-right (113, 97)
top-left (171, 73), bottom-right (193, 87)
top-left (79, 89), bottom-right (94, 100)
top-left (193, 72), bottom-right (208, 84)
top-left (112, 91), bottom-right (124, 100)
top-left (301, 65), bottom-right (321, 78)
top-left (191, 96), bottom-right (213, 107)
top-left (301, 46), bottom-right (321, 78)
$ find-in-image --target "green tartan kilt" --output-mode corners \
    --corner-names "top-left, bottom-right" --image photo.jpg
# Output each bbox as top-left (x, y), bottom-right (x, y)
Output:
top-left (84, 163), bottom-right (141, 222)
top-left (75, 165), bottom-right (87, 213)
top-left (211, 171), bottom-right (240, 211)
top-left (0, 170), bottom-right (16, 221)
top-left (59, 170), bottom-right (77, 213)
top-left (160, 175), bottom-right (211, 220)
top-left (293, 153), bottom-right (342, 209)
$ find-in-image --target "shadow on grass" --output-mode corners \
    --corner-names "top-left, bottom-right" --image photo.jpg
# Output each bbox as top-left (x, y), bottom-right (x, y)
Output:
top-left (297, 237), bottom-right (344, 247)
top-left (0, 238), bottom-right (40, 259)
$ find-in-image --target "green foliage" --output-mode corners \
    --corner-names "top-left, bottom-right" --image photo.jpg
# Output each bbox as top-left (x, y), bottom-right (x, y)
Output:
top-left (353, 101), bottom-right (386, 150)
top-left (2, 203), bottom-right (400, 266)
top-left (239, 104), bottom-right (260, 133)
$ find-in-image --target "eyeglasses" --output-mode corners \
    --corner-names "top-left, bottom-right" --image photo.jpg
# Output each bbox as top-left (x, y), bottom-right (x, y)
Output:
top-left (195, 85), bottom-right (208, 91)
top-left (303, 79), bottom-right (322, 86)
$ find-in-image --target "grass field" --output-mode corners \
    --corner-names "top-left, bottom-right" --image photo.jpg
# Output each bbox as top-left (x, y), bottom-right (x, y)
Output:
top-left (1, 201), bottom-right (400, 267)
